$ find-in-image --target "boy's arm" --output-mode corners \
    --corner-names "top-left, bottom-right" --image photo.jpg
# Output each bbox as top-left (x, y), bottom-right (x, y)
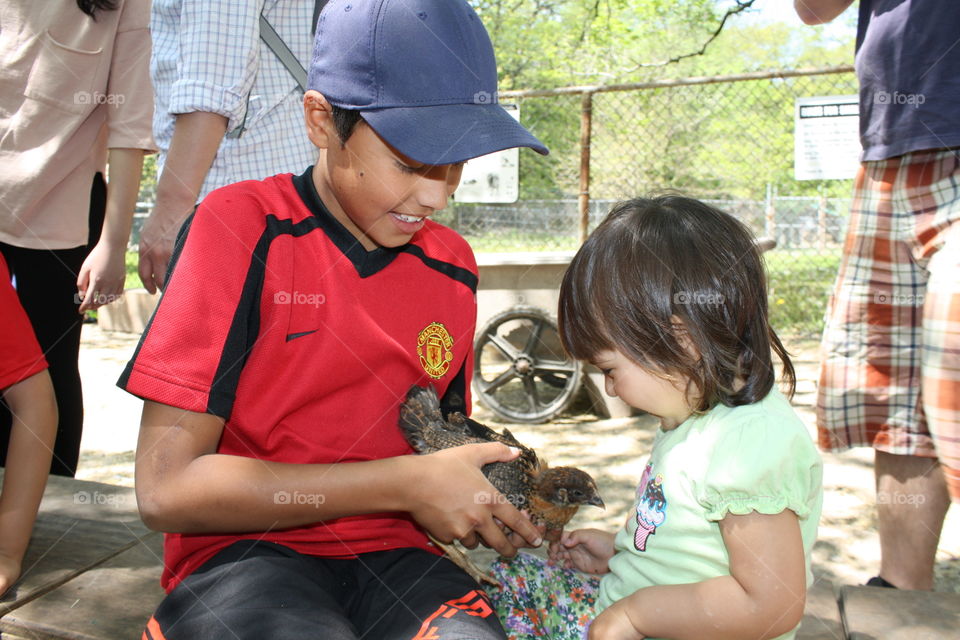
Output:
top-left (590, 510), bottom-right (806, 640)
top-left (794, 0), bottom-right (855, 25)
top-left (138, 112), bottom-right (227, 293)
top-left (0, 371), bottom-right (57, 594)
top-left (135, 401), bottom-right (542, 555)
top-left (78, 148), bottom-right (146, 312)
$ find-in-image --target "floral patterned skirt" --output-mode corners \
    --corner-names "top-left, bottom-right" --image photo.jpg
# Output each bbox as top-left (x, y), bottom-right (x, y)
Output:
top-left (485, 552), bottom-right (601, 640)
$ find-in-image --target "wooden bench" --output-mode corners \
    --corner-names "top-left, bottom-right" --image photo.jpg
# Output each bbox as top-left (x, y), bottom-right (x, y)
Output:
top-left (0, 473), bottom-right (163, 640)
top-left (2, 472), bottom-right (957, 639)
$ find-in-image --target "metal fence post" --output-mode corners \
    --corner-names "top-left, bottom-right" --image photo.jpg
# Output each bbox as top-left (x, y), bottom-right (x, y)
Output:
top-left (578, 91), bottom-right (593, 244)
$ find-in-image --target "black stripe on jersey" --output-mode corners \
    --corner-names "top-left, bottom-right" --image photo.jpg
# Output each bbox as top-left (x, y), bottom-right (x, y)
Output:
top-left (291, 167), bottom-right (477, 290)
top-left (398, 244), bottom-right (477, 293)
top-left (293, 167), bottom-right (400, 278)
top-left (439, 360), bottom-right (470, 417)
top-left (207, 213), bottom-right (322, 417)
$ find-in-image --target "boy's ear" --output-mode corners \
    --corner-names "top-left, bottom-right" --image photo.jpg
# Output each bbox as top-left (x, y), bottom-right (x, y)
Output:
top-left (303, 90), bottom-right (335, 150)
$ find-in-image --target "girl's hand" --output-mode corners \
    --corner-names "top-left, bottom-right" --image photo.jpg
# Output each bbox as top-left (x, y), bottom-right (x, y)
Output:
top-left (588, 600), bottom-right (646, 640)
top-left (77, 239), bottom-right (126, 313)
top-left (548, 528), bottom-right (615, 574)
top-left (0, 550), bottom-right (22, 597)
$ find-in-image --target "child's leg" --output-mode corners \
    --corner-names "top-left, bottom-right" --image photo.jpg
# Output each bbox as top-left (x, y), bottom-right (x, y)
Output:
top-left (348, 548), bottom-right (507, 640)
top-left (143, 540), bottom-right (360, 639)
top-left (485, 552), bottom-right (600, 640)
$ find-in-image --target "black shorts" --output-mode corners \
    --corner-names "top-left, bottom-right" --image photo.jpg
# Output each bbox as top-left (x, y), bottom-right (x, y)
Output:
top-left (142, 541), bottom-right (506, 640)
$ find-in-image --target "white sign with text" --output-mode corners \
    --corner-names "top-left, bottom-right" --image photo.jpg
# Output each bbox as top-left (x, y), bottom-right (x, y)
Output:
top-left (794, 95), bottom-right (860, 181)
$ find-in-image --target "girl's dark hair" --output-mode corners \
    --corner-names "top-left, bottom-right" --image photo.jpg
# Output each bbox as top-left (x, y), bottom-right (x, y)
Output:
top-left (558, 195), bottom-right (795, 411)
top-left (331, 105), bottom-right (364, 144)
top-left (77, 0), bottom-right (117, 18)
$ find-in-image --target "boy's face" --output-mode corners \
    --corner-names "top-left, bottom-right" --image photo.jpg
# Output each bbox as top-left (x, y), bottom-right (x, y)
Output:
top-left (305, 92), bottom-right (465, 251)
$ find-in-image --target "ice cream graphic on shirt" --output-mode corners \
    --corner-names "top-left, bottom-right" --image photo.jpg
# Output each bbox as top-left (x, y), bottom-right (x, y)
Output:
top-left (634, 464), bottom-right (666, 552)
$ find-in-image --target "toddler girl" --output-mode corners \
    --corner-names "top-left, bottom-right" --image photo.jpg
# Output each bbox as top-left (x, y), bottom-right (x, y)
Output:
top-left (490, 196), bottom-right (823, 640)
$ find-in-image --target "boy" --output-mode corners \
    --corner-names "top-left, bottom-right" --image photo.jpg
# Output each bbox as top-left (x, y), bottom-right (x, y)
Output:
top-left (120, 0), bottom-right (548, 637)
top-left (0, 255), bottom-right (57, 596)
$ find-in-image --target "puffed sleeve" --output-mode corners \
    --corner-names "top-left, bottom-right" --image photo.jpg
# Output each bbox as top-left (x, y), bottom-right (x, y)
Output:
top-left (697, 413), bottom-right (822, 522)
top-left (106, 0), bottom-right (156, 152)
top-left (167, 0), bottom-right (265, 132)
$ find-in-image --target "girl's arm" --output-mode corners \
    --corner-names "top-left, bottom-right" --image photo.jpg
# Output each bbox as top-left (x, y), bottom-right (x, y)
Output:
top-left (590, 510), bottom-right (806, 640)
top-left (0, 371), bottom-right (58, 595)
top-left (77, 148), bottom-right (146, 312)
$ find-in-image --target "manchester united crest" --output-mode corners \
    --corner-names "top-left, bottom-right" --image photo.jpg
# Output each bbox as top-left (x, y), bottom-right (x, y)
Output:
top-left (417, 322), bottom-right (454, 379)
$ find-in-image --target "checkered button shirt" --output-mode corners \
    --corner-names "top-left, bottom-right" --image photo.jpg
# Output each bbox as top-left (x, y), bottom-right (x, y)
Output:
top-left (151, 0), bottom-right (317, 201)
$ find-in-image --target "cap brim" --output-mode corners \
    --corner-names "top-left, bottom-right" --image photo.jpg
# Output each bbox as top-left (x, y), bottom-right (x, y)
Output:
top-left (360, 103), bottom-right (549, 165)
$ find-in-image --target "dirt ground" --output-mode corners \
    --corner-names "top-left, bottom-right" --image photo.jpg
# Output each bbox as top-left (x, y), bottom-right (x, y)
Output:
top-left (76, 323), bottom-right (960, 592)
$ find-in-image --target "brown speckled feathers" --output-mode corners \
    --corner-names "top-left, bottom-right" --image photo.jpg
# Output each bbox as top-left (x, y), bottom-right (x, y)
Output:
top-left (398, 385), bottom-right (603, 533)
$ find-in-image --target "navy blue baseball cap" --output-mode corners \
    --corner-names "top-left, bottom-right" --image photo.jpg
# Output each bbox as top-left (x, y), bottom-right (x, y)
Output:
top-left (307, 0), bottom-right (549, 165)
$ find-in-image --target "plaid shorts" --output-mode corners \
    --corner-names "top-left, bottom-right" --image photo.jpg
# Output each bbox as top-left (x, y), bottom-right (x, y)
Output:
top-left (818, 148), bottom-right (960, 501)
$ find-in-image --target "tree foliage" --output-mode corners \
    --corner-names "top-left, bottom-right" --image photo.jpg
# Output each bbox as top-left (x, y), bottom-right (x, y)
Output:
top-left (466, 0), bottom-right (859, 200)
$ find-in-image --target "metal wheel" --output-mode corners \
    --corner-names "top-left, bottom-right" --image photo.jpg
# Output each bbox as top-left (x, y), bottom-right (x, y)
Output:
top-left (472, 306), bottom-right (581, 423)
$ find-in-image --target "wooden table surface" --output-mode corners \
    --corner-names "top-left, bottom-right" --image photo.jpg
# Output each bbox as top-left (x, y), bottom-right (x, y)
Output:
top-left (0, 472), bottom-right (163, 640)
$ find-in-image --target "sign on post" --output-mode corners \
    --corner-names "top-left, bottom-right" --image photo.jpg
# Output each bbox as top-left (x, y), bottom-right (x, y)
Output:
top-left (453, 104), bottom-right (521, 203)
top-left (794, 95), bottom-right (860, 181)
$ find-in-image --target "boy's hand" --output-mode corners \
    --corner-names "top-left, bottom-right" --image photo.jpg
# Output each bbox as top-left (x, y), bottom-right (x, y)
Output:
top-left (588, 601), bottom-right (646, 640)
top-left (407, 443), bottom-right (543, 558)
top-left (0, 550), bottom-right (22, 597)
top-left (548, 528), bottom-right (615, 575)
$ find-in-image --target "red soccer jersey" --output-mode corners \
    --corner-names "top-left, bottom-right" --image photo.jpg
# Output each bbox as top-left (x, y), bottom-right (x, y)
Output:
top-left (0, 255), bottom-right (47, 390)
top-left (120, 169), bottom-right (479, 591)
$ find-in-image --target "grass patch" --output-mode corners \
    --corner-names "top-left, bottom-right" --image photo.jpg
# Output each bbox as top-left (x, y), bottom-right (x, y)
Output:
top-left (765, 248), bottom-right (841, 336)
top-left (125, 251), bottom-right (140, 290)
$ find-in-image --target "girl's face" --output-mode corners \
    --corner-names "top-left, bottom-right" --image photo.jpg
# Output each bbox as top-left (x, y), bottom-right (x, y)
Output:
top-left (590, 348), bottom-right (694, 430)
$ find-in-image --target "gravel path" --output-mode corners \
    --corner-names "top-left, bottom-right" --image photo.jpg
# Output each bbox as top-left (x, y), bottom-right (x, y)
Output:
top-left (76, 324), bottom-right (960, 592)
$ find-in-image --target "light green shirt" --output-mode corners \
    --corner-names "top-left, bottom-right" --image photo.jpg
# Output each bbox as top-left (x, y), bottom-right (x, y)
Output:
top-left (597, 388), bottom-right (823, 640)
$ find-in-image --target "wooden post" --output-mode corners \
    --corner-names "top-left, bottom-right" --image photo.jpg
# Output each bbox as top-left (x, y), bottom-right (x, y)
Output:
top-left (578, 91), bottom-right (593, 244)
top-left (765, 183), bottom-right (776, 244)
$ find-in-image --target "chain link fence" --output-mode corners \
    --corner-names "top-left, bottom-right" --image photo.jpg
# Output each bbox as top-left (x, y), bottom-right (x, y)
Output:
top-left (133, 66), bottom-right (858, 337)
top-left (436, 65), bottom-right (859, 337)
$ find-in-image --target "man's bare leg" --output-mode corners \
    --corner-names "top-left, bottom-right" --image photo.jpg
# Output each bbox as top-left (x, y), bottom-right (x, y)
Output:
top-left (875, 450), bottom-right (950, 590)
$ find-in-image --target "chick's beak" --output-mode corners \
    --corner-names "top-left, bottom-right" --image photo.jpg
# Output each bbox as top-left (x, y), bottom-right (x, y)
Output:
top-left (588, 492), bottom-right (605, 509)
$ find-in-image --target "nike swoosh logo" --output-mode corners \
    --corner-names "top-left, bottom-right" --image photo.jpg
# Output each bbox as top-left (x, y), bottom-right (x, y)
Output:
top-left (286, 329), bottom-right (318, 342)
